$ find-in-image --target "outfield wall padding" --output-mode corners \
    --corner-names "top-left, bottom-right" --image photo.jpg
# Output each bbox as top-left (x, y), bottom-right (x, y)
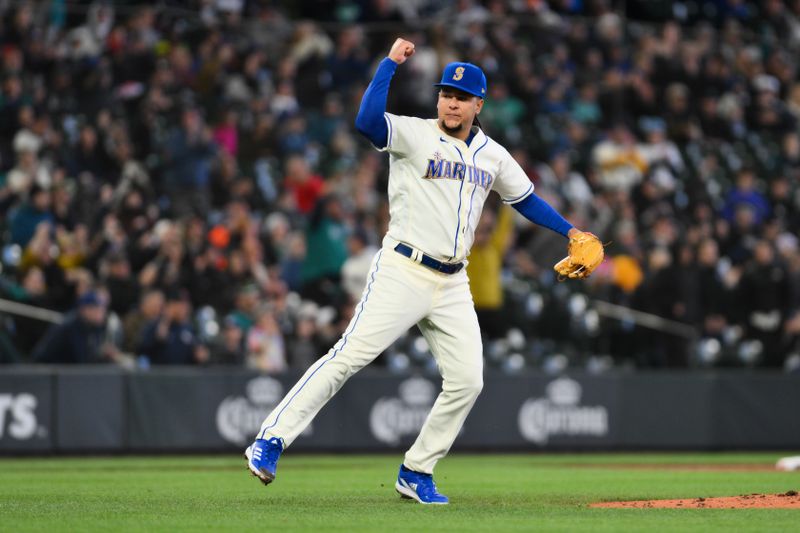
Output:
top-left (0, 367), bottom-right (798, 453)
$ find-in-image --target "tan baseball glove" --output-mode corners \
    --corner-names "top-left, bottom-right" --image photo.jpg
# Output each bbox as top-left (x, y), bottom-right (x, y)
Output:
top-left (554, 231), bottom-right (604, 280)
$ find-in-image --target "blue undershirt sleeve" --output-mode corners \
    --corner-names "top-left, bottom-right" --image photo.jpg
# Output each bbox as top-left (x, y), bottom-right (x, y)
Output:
top-left (355, 58), bottom-right (398, 149)
top-left (511, 193), bottom-right (574, 237)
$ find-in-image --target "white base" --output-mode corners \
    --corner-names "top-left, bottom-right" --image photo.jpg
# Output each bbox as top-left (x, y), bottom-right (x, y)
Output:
top-left (776, 456), bottom-right (800, 471)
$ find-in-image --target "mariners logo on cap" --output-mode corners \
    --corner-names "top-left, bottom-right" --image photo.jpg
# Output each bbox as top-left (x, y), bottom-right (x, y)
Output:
top-left (435, 62), bottom-right (487, 99)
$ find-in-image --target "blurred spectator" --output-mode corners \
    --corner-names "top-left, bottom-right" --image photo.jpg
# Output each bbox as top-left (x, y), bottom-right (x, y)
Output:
top-left (68, 125), bottom-right (111, 182)
top-left (633, 246), bottom-right (692, 367)
top-left (662, 82), bottom-right (696, 144)
top-left (283, 155), bottom-right (325, 214)
top-left (721, 168), bottom-right (771, 226)
top-left (592, 123), bottom-right (648, 193)
top-left (19, 222), bottom-right (81, 311)
top-left (748, 74), bottom-right (795, 134)
top-left (245, 305), bottom-right (286, 373)
top-left (637, 117), bottom-right (684, 181)
top-left (693, 238), bottom-right (732, 338)
top-left (326, 26), bottom-right (369, 93)
top-left (300, 195), bottom-right (349, 305)
top-left (288, 305), bottom-right (321, 369)
top-left (738, 240), bottom-right (792, 366)
top-left (138, 289), bottom-right (208, 365)
top-left (481, 82), bottom-right (525, 143)
top-left (122, 289), bottom-right (165, 354)
top-left (309, 94), bottom-right (348, 148)
top-left (467, 205), bottom-right (514, 340)
top-left (340, 227), bottom-right (378, 303)
top-left (33, 291), bottom-right (119, 364)
top-left (229, 283), bottom-right (260, 335)
top-left (213, 108), bottom-right (239, 157)
top-left (102, 252), bottom-right (139, 316)
top-left (137, 221), bottom-right (187, 292)
top-left (280, 231), bottom-right (307, 292)
top-left (8, 130), bottom-right (50, 194)
top-left (10, 186), bottom-right (54, 247)
top-left (571, 83), bottom-right (602, 125)
top-left (536, 150), bottom-right (593, 214)
top-left (208, 315), bottom-right (245, 366)
top-left (162, 108), bottom-right (217, 216)
top-left (0, 266), bottom-right (52, 358)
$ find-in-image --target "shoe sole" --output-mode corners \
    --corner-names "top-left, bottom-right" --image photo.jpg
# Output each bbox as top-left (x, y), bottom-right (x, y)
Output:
top-left (243, 448), bottom-right (275, 486)
top-left (395, 481), bottom-right (448, 505)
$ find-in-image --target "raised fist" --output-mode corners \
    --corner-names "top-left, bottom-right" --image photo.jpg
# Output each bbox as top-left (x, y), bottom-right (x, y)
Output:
top-left (388, 38), bottom-right (415, 65)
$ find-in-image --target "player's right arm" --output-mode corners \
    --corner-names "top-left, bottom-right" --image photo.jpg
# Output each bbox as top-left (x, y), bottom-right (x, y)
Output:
top-left (355, 38), bottom-right (415, 149)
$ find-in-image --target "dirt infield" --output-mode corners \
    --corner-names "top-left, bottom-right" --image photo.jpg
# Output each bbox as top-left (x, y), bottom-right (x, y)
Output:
top-left (591, 491), bottom-right (800, 509)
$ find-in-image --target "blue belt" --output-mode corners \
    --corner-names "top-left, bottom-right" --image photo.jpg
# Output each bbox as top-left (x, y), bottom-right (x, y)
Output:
top-left (394, 244), bottom-right (464, 275)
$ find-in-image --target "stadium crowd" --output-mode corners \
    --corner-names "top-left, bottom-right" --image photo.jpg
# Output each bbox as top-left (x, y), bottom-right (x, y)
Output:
top-left (1, 0), bottom-right (800, 371)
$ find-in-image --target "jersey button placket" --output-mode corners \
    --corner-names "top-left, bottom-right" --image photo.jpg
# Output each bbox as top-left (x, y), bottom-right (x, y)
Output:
top-left (453, 143), bottom-right (470, 261)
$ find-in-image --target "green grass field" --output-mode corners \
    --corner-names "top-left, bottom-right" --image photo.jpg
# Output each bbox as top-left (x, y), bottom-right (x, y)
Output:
top-left (2, 453), bottom-right (799, 532)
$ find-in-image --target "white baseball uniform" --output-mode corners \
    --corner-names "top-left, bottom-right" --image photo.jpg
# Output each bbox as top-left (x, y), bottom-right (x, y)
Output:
top-left (257, 113), bottom-right (534, 473)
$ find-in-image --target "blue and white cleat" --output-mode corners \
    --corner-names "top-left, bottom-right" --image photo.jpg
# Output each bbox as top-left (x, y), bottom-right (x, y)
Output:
top-left (244, 437), bottom-right (283, 485)
top-left (395, 464), bottom-right (449, 504)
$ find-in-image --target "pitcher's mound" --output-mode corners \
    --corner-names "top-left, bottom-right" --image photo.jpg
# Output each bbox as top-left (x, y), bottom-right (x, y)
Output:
top-left (591, 491), bottom-right (800, 509)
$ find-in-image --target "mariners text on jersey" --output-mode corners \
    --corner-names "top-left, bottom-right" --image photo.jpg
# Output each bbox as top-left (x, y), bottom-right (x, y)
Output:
top-left (423, 155), bottom-right (494, 190)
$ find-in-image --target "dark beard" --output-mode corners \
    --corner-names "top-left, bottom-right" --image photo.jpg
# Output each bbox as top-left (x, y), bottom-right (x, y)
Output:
top-left (439, 119), bottom-right (463, 135)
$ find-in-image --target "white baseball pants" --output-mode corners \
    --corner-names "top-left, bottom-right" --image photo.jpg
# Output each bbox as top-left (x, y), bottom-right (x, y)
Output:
top-left (257, 243), bottom-right (483, 474)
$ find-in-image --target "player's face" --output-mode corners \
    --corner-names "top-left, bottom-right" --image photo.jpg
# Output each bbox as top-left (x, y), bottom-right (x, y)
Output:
top-left (437, 88), bottom-right (483, 137)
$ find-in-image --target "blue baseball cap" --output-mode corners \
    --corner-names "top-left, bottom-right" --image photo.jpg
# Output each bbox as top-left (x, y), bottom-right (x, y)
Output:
top-left (434, 62), bottom-right (487, 99)
top-left (77, 291), bottom-right (105, 308)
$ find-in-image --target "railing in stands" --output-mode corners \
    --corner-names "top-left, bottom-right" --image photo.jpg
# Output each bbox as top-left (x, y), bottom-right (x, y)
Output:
top-left (0, 298), bottom-right (64, 324)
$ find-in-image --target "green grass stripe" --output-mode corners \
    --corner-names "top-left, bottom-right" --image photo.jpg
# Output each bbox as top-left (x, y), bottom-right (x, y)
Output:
top-left (1, 453), bottom-right (798, 532)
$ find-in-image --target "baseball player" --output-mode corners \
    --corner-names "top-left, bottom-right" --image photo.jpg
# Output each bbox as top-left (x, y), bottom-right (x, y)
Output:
top-left (245, 38), bottom-right (600, 504)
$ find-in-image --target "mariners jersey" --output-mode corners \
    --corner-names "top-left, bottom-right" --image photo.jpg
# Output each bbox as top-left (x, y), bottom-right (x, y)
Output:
top-left (378, 113), bottom-right (534, 263)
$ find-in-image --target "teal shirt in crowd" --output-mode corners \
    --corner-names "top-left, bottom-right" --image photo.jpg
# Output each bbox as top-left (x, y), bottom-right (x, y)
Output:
top-left (301, 218), bottom-right (348, 284)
